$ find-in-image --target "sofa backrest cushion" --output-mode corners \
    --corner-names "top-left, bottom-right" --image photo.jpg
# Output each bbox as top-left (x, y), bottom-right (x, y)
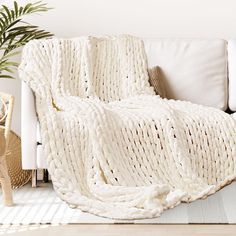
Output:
top-left (144, 39), bottom-right (228, 110)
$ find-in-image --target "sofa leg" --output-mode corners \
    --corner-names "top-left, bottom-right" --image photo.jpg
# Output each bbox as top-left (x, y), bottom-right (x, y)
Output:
top-left (43, 169), bottom-right (49, 183)
top-left (31, 170), bottom-right (37, 188)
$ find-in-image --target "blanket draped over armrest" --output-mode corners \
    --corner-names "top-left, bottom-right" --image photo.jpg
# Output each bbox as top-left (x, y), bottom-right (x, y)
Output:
top-left (19, 35), bottom-right (236, 219)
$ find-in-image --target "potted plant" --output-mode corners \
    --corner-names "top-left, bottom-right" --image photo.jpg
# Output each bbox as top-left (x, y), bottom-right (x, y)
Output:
top-left (0, 1), bottom-right (53, 190)
top-left (0, 1), bottom-right (53, 79)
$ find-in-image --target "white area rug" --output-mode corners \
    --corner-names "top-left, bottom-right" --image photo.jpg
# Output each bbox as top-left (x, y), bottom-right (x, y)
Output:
top-left (0, 182), bottom-right (236, 225)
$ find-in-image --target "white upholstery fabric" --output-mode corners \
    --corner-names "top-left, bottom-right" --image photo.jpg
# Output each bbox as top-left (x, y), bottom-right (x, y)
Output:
top-left (144, 39), bottom-right (228, 110)
top-left (21, 82), bottom-right (51, 169)
top-left (37, 145), bottom-right (47, 169)
top-left (228, 40), bottom-right (236, 111)
top-left (36, 122), bottom-right (42, 143)
top-left (21, 82), bottom-right (38, 169)
top-left (36, 123), bottom-right (47, 169)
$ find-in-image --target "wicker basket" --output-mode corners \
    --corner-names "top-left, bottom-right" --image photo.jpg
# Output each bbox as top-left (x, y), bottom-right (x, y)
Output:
top-left (0, 93), bottom-right (31, 190)
top-left (4, 131), bottom-right (31, 189)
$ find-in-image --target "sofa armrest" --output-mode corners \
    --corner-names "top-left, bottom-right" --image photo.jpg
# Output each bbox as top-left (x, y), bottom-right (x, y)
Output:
top-left (228, 40), bottom-right (236, 111)
top-left (21, 81), bottom-right (38, 169)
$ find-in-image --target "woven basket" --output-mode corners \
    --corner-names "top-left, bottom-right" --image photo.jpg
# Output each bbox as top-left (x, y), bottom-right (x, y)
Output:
top-left (1, 92), bottom-right (32, 189)
top-left (0, 129), bottom-right (31, 189)
top-left (5, 131), bottom-right (31, 189)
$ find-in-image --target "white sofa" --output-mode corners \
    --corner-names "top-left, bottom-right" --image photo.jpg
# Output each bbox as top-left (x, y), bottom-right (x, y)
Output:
top-left (21, 38), bottom-right (236, 172)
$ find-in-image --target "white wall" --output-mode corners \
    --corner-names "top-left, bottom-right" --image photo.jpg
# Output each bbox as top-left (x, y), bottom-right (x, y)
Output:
top-left (1, 0), bottom-right (236, 135)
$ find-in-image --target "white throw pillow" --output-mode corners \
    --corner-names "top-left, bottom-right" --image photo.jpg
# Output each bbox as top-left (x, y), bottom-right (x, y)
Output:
top-left (144, 39), bottom-right (227, 110)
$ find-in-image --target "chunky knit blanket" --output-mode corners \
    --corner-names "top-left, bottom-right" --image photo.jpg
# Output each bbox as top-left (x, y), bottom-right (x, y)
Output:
top-left (19, 35), bottom-right (236, 219)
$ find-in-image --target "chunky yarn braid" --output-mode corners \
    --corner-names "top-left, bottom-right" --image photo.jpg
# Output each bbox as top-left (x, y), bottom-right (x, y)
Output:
top-left (19, 35), bottom-right (236, 219)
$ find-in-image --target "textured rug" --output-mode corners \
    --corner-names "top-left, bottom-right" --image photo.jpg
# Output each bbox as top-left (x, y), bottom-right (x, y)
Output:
top-left (0, 182), bottom-right (236, 226)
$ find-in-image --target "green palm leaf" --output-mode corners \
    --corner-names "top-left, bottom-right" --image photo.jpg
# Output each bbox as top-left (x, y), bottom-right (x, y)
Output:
top-left (0, 1), bottom-right (53, 79)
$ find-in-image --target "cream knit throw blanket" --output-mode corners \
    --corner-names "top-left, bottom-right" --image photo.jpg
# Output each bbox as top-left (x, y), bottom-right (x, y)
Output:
top-left (19, 35), bottom-right (236, 219)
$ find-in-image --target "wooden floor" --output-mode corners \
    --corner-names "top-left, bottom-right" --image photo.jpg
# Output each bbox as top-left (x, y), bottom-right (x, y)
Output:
top-left (6, 225), bottom-right (236, 236)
